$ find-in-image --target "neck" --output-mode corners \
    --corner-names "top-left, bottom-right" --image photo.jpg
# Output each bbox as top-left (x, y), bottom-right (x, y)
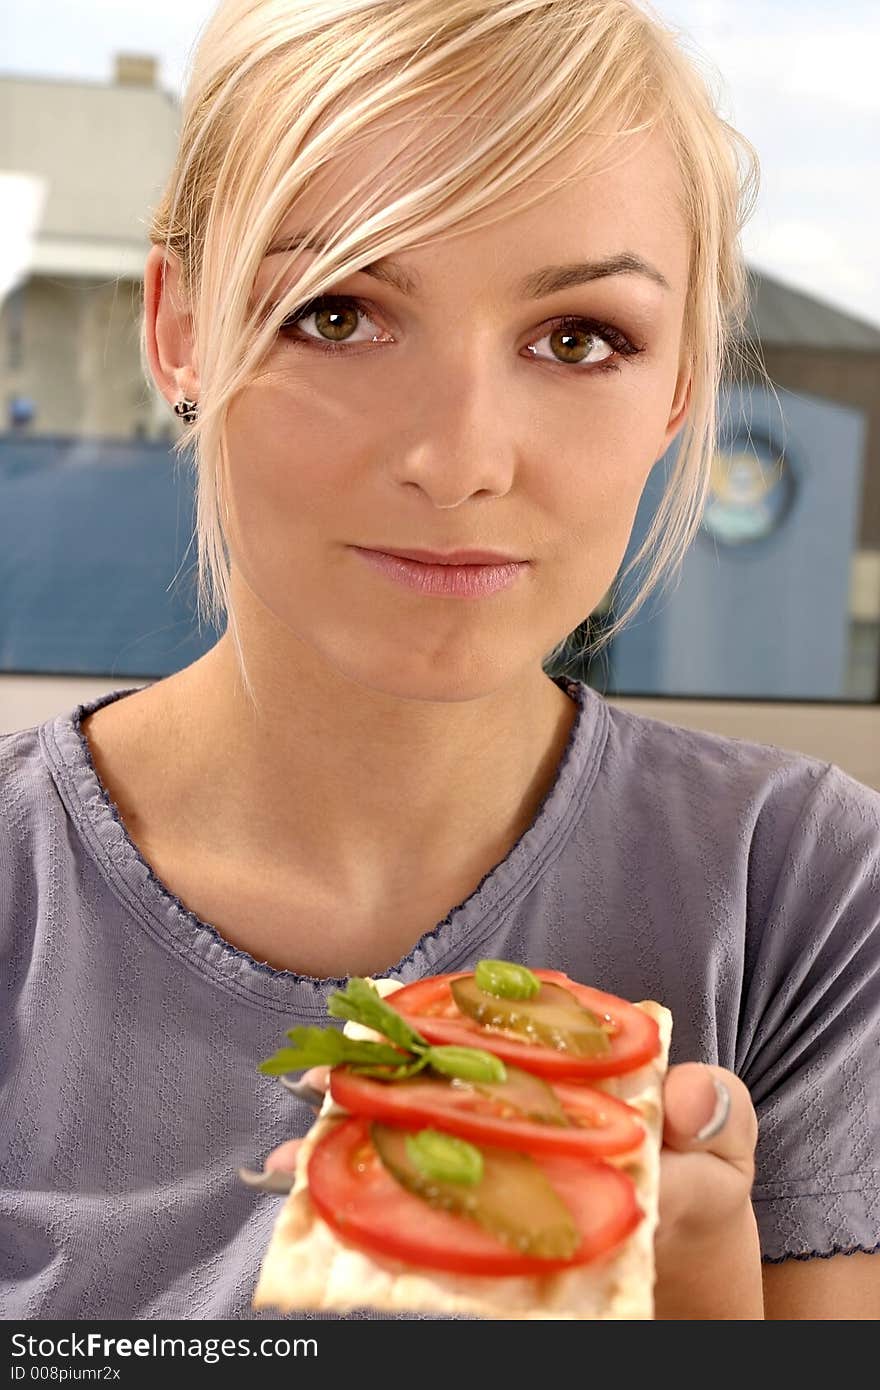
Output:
top-left (139, 628), bottom-right (577, 912)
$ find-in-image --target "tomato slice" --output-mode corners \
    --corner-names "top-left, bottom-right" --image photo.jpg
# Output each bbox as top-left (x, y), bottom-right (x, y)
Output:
top-left (329, 1066), bottom-right (645, 1157)
top-left (308, 1115), bottom-right (642, 1276)
top-left (386, 969), bottom-right (660, 1079)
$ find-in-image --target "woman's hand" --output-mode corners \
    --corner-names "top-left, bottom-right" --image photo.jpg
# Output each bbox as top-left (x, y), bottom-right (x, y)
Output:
top-left (258, 1060), bottom-right (764, 1319)
top-left (262, 1065), bottom-right (330, 1174)
top-left (654, 1062), bottom-right (763, 1318)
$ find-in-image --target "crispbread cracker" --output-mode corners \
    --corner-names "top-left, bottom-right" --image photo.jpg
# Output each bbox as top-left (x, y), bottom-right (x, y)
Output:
top-left (253, 979), bottom-right (671, 1319)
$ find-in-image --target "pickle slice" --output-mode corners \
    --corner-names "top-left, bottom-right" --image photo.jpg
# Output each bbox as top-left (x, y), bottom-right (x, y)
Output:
top-left (451, 976), bottom-right (613, 1056)
top-left (463, 1062), bottom-right (571, 1126)
top-left (370, 1122), bottom-right (580, 1259)
top-left (397, 1062), bottom-right (570, 1125)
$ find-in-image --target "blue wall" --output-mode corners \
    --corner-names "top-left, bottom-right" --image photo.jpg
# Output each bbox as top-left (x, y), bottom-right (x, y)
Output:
top-left (0, 381), bottom-right (866, 697)
top-left (0, 435), bottom-right (220, 676)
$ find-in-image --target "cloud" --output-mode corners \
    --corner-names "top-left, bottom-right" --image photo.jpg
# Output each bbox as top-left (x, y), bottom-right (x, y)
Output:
top-left (657, 1), bottom-right (880, 325)
top-left (744, 219), bottom-right (880, 320)
top-left (666, 8), bottom-right (880, 115)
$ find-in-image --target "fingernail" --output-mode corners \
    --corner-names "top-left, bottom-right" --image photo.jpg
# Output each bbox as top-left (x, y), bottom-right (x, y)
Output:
top-left (237, 1166), bottom-right (296, 1194)
top-left (279, 1077), bottom-right (324, 1109)
top-left (694, 1078), bottom-right (731, 1141)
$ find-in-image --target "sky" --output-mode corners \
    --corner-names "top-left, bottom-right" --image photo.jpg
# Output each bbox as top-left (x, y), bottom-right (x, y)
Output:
top-left (4, 0), bottom-right (879, 328)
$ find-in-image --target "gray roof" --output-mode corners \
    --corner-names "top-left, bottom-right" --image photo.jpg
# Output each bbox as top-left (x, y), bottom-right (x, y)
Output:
top-left (744, 268), bottom-right (880, 351)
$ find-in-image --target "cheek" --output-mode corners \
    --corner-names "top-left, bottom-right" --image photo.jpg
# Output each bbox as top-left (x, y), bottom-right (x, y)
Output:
top-left (540, 398), bottom-right (663, 542)
top-left (223, 386), bottom-right (361, 541)
top-left (534, 387), bottom-right (668, 623)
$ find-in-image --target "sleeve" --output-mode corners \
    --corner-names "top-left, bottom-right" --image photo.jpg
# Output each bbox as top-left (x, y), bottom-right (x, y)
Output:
top-left (737, 761), bottom-right (880, 1263)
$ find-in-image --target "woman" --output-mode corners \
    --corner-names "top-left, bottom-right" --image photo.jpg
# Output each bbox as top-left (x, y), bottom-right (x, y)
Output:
top-left (1, 0), bottom-right (877, 1320)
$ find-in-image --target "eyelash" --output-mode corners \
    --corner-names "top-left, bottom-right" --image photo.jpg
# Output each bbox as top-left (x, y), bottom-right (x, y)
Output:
top-left (276, 294), bottom-right (644, 375)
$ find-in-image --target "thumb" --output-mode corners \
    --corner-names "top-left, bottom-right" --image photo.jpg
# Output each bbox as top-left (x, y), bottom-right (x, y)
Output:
top-left (264, 1138), bottom-right (303, 1173)
top-left (662, 1064), bottom-right (757, 1174)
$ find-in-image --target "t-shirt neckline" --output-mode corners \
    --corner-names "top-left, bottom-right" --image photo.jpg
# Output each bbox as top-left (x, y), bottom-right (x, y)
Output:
top-left (40, 672), bottom-right (609, 1010)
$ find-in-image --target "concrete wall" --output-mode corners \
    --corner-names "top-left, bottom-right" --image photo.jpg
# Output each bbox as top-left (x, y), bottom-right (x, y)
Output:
top-left (2, 275), bottom-right (169, 439)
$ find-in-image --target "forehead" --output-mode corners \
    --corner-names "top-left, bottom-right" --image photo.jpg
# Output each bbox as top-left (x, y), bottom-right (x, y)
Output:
top-left (266, 106), bottom-right (689, 301)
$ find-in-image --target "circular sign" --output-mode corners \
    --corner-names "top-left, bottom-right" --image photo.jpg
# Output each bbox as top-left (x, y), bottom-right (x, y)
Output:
top-left (701, 433), bottom-right (796, 545)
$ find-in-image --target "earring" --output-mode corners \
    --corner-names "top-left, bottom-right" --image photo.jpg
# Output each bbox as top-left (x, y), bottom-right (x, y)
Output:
top-left (173, 397), bottom-right (199, 423)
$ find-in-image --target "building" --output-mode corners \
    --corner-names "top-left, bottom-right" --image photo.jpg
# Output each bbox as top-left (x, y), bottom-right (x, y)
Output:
top-left (0, 54), bottom-right (878, 719)
top-left (0, 55), bottom-right (179, 441)
top-left (743, 271), bottom-right (880, 617)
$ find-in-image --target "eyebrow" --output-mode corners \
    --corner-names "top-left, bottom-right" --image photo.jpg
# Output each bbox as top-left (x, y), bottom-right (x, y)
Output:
top-left (264, 232), bottom-right (671, 297)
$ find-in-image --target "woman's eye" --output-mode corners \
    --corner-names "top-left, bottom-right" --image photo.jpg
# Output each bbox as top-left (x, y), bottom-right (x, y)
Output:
top-left (280, 295), bottom-right (384, 349)
top-left (278, 295), bottom-right (640, 372)
top-left (527, 319), bottom-right (628, 371)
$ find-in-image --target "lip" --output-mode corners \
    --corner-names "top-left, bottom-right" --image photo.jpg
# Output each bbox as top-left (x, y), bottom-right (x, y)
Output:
top-left (362, 546), bottom-right (525, 566)
top-left (351, 546), bottom-right (527, 599)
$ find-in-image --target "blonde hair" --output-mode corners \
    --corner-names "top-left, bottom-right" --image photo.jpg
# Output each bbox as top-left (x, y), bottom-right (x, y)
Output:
top-left (144, 0), bottom-right (762, 710)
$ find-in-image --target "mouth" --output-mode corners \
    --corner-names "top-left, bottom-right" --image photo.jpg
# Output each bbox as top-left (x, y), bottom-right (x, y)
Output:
top-left (350, 547), bottom-right (528, 599)
top-left (356, 546), bottom-right (526, 566)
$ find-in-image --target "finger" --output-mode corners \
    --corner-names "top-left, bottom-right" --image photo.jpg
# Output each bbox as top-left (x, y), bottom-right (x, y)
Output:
top-left (662, 1063), bottom-right (758, 1177)
top-left (263, 1138), bottom-right (303, 1173)
top-left (279, 1065), bottom-right (331, 1109)
top-left (238, 1167), bottom-right (295, 1193)
top-left (302, 1065), bottom-right (331, 1094)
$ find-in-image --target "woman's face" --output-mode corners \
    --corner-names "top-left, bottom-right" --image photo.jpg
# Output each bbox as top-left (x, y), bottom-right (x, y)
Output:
top-left (221, 120), bottom-right (692, 703)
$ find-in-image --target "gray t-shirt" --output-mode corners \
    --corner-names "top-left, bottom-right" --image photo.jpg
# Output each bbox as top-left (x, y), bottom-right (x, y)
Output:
top-left (1, 675), bottom-right (878, 1319)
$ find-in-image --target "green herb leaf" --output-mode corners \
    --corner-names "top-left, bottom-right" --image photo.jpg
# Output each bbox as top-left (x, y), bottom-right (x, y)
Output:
top-left (475, 959), bottom-right (541, 1000)
top-left (327, 977), bottom-right (428, 1054)
top-left (426, 1045), bottom-right (507, 1084)
top-left (351, 1052), bottom-right (433, 1082)
top-left (258, 1025), bottom-right (407, 1075)
top-left (260, 978), bottom-right (509, 1088)
top-left (405, 1129), bottom-right (484, 1185)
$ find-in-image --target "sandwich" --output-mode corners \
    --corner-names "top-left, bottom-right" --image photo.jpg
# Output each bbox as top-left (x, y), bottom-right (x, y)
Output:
top-left (252, 961), bottom-right (671, 1319)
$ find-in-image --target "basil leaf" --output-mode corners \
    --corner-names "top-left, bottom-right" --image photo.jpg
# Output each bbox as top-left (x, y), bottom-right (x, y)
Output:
top-left (425, 1045), bottom-right (507, 1084)
top-left (350, 1053), bottom-right (433, 1082)
top-left (327, 977), bottom-right (428, 1054)
top-left (475, 959), bottom-right (541, 1000)
top-left (258, 1025), bottom-right (407, 1075)
top-left (406, 1129), bottom-right (484, 1185)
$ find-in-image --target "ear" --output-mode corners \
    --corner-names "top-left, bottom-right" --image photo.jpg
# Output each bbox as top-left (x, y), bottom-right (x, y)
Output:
top-left (655, 361), bottom-right (692, 461)
top-left (143, 245), bottom-right (201, 409)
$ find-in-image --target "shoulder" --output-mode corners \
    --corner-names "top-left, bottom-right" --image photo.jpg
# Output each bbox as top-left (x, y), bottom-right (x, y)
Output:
top-left (600, 696), bottom-right (878, 844)
top-left (0, 718), bottom-right (53, 840)
top-left (584, 697), bottom-right (880, 944)
top-left (0, 716), bottom-right (75, 937)
top-left (0, 724), bottom-right (48, 972)
top-left (594, 696), bottom-right (841, 851)
top-left (1, 715), bottom-right (50, 822)
top-left (601, 695), bottom-right (828, 786)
